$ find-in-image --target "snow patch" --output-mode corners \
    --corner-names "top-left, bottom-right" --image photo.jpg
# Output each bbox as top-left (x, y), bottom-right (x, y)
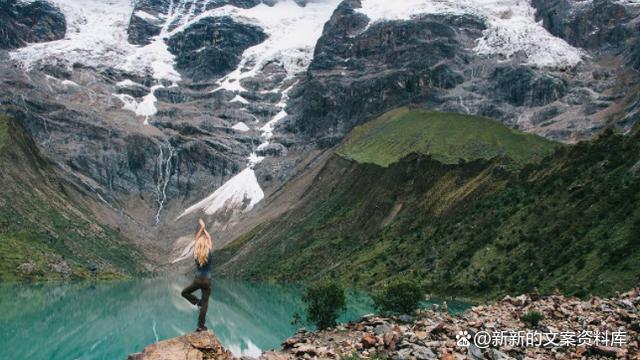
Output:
top-left (177, 166), bottom-right (265, 219)
top-left (230, 94), bottom-right (250, 104)
top-left (61, 79), bottom-right (79, 87)
top-left (208, 0), bottom-right (342, 92)
top-left (116, 79), bottom-right (140, 87)
top-left (134, 10), bottom-right (162, 23)
top-left (357, 0), bottom-right (584, 68)
top-left (10, 0), bottom-right (135, 70)
top-left (232, 122), bottom-right (251, 132)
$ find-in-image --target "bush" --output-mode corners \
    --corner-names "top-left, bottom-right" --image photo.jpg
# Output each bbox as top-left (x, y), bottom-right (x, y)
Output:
top-left (521, 310), bottom-right (544, 327)
top-left (373, 279), bottom-right (423, 315)
top-left (302, 279), bottom-right (346, 330)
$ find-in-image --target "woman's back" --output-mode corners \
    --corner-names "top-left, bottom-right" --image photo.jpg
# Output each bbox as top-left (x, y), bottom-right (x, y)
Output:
top-left (195, 250), bottom-right (213, 278)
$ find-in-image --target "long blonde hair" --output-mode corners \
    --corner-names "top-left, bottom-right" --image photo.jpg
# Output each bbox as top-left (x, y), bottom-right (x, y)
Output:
top-left (194, 219), bottom-right (213, 267)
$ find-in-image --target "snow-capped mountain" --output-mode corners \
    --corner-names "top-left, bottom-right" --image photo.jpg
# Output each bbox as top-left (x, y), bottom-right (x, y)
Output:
top-left (1, 0), bottom-right (640, 266)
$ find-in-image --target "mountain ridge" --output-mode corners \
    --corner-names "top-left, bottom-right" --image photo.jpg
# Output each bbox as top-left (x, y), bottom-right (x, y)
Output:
top-left (214, 109), bottom-right (640, 299)
top-left (0, 115), bottom-right (148, 280)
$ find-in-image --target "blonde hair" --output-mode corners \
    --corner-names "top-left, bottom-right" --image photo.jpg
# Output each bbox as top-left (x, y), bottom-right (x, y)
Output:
top-left (194, 221), bottom-right (213, 267)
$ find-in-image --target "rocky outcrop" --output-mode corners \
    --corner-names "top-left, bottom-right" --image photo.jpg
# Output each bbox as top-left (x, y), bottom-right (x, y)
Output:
top-left (283, 0), bottom-right (640, 146)
top-left (167, 16), bottom-right (268, 80)
top-left (531, 0), bottom-right (634, 51)
top-left (288, 10), bottom-right (485, 146)
top-left (127, 331), bottom-right (235, 360)
top-left (277, 288), bottom-right (640, 359)
top-left (0, 0), bottom-right (66, 49)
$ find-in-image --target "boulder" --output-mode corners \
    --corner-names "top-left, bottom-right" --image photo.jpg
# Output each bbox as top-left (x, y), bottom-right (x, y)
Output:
top-left (126, 331), bottom-right (236, 360)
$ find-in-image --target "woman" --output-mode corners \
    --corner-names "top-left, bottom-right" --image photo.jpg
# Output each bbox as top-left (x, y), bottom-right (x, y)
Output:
top-left (181, 218), bottom-right (213, 332)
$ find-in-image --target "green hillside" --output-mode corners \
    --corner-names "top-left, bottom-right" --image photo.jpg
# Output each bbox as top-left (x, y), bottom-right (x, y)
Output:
top-left (0, 116), bottom-right (146, 281)
top-left (215, 115), bottom-right (640, 300)
top-left (337, 107), bottom-right (560, 167)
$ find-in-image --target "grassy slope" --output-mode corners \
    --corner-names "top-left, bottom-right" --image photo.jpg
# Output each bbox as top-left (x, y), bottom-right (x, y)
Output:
top-left (337, 107), bottom-right (559, 167)
top-left (0, 116), bottom-right (145, 281)
top-left (215, 111), bottom-right (640, 299)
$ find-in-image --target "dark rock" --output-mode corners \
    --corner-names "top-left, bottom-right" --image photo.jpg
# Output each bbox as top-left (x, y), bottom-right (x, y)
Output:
top-left (531, 107), bottom-right (561, 126)
top-left (256, 143), bottom-right (287, 157)
top-left (0, 0), bottom-right (66, 49)
top-left (166, 16), bottom-right (267, 80)
top-left (116, 82), bottom-right (150, 98)
top-left (531, 0), bottom-right (632, 50)
top-left (126, 0), bottom-right (169, 45)
top-left (490, 66), bottom-right (567, 107)
top-left (291, 7), bottom-right (484, 145)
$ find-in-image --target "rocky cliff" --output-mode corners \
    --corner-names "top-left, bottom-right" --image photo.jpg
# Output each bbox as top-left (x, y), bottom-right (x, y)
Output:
top-left (1, 0), bottom-right (640, 273)
top-left (0, 116), bottom-right (148, 280)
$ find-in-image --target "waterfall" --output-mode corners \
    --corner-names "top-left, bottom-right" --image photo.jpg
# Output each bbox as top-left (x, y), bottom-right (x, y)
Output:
top-left (154, 140), bottom-right (176, 225)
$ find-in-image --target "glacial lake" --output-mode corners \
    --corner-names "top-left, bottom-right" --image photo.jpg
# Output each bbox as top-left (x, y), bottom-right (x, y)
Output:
top-left (0, 277), bottom-right (470, 359)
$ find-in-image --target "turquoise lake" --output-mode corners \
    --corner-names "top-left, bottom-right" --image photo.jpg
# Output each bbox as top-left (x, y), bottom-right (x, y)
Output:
top-left (0, 277), bottom-right (469, 359)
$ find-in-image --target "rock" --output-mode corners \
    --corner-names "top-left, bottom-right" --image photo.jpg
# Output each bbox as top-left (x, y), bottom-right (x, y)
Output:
top-left (16, 261), bottom-right (36, 276)
top-left (398, 314), bottom-right (413, 323)
top-left (166, 16), bottom-right (267, 81)
top-left (411, 345), bottom-right (437, 360)
top-left (0, 0), bottom-right (66, 49)
top-left (397, 347), bottom-right (413, 360)
top-left (589, 344), bottom-right (626, 358)
top-left (49, 260), bottom-right (71, 277)
top-left (530, 287), bottom-right (541, 302)
top-left (361, 333), bottom-right (378, 349)
top-left (293, 344), bottom-right (317, 356)
top-left (127, 330), bottom-right (236, 360)
top-left (484, 348), bottom-right (510, 360)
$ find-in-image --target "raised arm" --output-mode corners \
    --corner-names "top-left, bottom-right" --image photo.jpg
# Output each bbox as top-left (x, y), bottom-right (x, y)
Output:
top-left (203, 229), bottom-right (213, 246)
top-left (195, 219), bottom-right (206, 240)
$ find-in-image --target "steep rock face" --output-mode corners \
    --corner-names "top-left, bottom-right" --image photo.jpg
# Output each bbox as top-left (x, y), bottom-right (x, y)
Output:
top-left (531, 0), bottom-right (635, 51)
top-left (127, 0), bottom-right (167, 45)
top-left (0, 0), bottom-right (66, 49)
top-left (489, 67), bottom-right (567, 108)
top-left (126, 0), bottom-right (266, 46)
top-left (289, 7), bottom-right (485, 145)
top-left (167, 16), bottom-right (267, 80)
top-left (0, 116), bottom-right (147, 280)
top-left (285, 0), bottom-right (640, 146)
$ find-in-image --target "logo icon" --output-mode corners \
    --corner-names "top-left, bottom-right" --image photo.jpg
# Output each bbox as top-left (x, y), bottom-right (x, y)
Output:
top-left (456, 330), bottom-right (471, 347)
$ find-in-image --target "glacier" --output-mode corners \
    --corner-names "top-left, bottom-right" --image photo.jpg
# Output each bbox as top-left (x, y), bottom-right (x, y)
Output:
top-left (358, 0), bottom-right (585, 68)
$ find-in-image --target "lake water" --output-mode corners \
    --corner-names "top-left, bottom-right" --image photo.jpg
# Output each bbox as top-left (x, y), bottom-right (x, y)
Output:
top-left (0, 277), bottom-right (469, 359)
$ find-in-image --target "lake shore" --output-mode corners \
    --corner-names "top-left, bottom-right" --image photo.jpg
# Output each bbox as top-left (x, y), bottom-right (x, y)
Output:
top-left (129, 287), bottom-right (639, 359)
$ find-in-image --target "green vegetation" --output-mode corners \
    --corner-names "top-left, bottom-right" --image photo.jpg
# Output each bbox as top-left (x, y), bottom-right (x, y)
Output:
top-left (0, 116), bottom-right (145, 281)
top-left (302, 279), bottom-right (346, 330)
top-left (521, 311), bottom-right (544, 328)
top-left (337, 107), bottom-right (560, 168)
top-left (373, 279), bottom-right (423, 315)
top-left (215, 112), bottom-right (640, 299)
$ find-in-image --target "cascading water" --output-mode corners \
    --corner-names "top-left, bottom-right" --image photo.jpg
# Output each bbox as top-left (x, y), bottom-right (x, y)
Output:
top-left (155, 140), bottom-right (176, 225)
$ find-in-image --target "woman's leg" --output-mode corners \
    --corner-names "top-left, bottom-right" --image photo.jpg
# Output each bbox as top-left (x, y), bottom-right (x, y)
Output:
top-left (181, 279), bottom-right (201, 306)
top-left (197, 278), bottom-right (212, 329)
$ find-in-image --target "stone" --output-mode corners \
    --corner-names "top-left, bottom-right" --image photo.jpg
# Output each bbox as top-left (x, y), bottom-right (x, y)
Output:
top-left (411, 345), bottom-right (437, 360)
top-left (397, 348), bottom-right (413, 360)
top-left (126, 331), bottom-right (235, 360)
top-left (589, 344), bottom-right (626, 358)
top-left (361, 333), bottom-right (378, 349)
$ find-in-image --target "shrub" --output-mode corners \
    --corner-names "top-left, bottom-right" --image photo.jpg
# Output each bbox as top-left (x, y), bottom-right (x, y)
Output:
top-left (303, 279), bottom-right (346, 330)
top-left (373, 279), bottom-right (423, 315)
top-left (521, 310), bottom-right (544, 327)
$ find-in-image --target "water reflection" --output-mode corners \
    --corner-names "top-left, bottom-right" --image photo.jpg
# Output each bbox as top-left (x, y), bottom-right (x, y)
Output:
top-left (0, 278), bottom-right (469, 360)
top-left (0, 278), bottom-right (372, 360)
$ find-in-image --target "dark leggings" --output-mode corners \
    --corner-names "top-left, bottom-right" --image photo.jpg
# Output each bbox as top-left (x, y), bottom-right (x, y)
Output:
top-left (181, 277), bottom-right (211, 329)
